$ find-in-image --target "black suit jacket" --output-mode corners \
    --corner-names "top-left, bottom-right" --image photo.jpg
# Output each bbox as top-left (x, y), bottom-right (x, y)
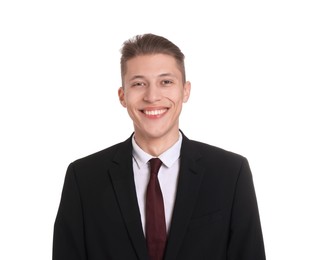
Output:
top-left (53, 133), bottom-right (265, 259)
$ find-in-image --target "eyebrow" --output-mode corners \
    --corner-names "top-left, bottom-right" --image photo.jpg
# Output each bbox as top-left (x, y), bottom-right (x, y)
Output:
top-left (129, 75), bottom-right (145, 81)
top-left (158, 73), bottom-right (177, 78)
top-left (129, 73), bottom-right (177, 81)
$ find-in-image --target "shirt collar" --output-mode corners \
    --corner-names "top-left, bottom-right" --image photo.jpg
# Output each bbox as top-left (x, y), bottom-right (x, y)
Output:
top-left (132, 132), bottom-right (182, 169)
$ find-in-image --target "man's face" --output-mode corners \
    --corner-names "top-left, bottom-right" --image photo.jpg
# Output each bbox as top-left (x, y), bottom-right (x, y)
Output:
top-left (118, 54), bottom-right (191, 143)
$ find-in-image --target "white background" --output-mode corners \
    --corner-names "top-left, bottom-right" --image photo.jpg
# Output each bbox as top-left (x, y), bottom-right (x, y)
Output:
top-left (1, 0), bottom-right (311, 259)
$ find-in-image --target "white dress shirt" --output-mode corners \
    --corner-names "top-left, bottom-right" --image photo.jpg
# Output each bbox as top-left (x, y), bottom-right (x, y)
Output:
top-left (132, 133), bottom-right (182, 235)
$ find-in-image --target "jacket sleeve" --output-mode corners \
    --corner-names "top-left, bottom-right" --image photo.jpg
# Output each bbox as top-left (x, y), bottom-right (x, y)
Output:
top-left (53, 163), bottom-right (87, 260)
top-left (227, 158), bottom-right (266, 260)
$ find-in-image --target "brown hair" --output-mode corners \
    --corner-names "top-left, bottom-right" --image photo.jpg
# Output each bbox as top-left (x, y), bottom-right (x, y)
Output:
top-left (120, 33), bottom-right (186, 86)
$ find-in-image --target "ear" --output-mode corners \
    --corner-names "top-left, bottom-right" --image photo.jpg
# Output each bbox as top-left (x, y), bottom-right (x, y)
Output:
top-left (118, 87), bottom-right (127, 107)
top-left (183, 81), bottom-right (191, 103)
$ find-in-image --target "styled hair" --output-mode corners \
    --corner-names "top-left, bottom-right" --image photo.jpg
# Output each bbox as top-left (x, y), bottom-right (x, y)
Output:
top-left (120, 33), bottom-right (186, 85)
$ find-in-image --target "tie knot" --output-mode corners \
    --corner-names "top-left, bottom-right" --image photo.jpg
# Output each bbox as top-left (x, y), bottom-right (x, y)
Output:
top-left (149, 158), bottom-right (162, 175)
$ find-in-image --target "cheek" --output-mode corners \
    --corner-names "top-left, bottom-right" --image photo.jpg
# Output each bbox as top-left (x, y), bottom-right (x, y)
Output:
top-left (124, 94), bottom-right (139, 111)
top-left (167, 91), bottom-right (185, 105)
top-left (127, 89), bottom-right (146, 103)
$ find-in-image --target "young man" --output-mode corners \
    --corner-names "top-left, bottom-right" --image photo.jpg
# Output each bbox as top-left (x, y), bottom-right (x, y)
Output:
top-left (53, 34), bottom-right (266, 260)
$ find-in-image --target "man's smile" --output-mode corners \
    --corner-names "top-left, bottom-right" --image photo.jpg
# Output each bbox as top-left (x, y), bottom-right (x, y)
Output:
top-left (140, 108), bottom-right (168, 117)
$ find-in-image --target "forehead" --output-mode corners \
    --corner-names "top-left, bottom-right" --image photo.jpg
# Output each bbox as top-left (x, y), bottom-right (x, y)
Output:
top-left (124, 54), bottom-right (181, 78)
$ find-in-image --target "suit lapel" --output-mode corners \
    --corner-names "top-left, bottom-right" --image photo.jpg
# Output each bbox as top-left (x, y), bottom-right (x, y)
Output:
top-left (164, 135), bottom-right (205, 260)
top-left (108, 137), bottom-right (148, 260)
top-left (107, 134), bottom-right (204, 260)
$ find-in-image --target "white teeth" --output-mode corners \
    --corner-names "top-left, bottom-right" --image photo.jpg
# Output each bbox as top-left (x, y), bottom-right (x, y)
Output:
top-left (144, 109), bottom-right (167, 116)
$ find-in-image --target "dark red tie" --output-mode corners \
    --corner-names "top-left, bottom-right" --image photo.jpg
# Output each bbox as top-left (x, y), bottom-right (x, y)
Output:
top-left (146, 158), bottom-right (167, 260)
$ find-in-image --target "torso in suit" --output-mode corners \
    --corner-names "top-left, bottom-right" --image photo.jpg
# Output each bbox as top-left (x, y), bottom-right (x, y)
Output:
top-left (53, 133), bottom-right (266, 259)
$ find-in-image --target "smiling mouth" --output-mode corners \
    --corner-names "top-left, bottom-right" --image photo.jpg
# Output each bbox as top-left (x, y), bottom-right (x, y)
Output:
top-left (141, 108), bottom-right (168, 116)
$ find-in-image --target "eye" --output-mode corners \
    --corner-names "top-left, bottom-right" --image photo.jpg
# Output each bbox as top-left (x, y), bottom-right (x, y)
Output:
top-left (131, 82), bottom-right (146, 87)
top-left (161, 80), bottom-right (173, 85)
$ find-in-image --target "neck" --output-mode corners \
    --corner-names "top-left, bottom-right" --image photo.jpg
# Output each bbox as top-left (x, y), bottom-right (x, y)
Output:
top-left (134, 131), bottom-right (180, 157)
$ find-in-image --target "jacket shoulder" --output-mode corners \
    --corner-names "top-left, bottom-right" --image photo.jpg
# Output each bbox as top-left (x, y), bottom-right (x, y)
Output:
top-left (188, 138), bottom-right (245, 158)
top-left (184, 138), bottom-right (248, 167)
top-left (183, 138), bottom-right (251, 184)
top-left (70, 137), bottom-right (132, 172)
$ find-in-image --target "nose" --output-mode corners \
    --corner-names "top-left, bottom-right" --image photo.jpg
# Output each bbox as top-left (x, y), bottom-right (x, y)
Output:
top-left (143, 84), bottom-right (161, 103)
